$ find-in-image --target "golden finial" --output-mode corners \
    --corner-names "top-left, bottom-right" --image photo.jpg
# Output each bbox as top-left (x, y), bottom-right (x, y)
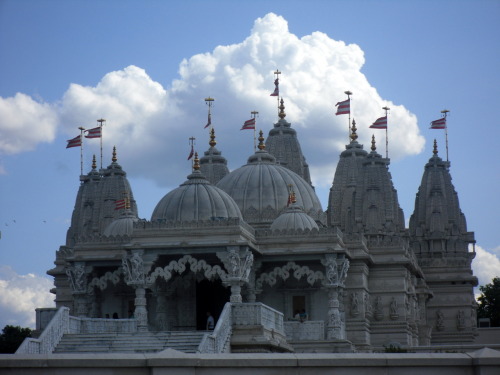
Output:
top-left (279, 98), bottom-right (286, 119)
top-left (433, 139), bottom-right (438, 155)
top-left (125, 194), bottom-right (131, 210)
top-left (258, 130), bottom-right (265, 150)
top-left (371, 135), bottom-right (376, 151)
top-left (350, 119), bottom-right (358, 141)
top-left (112, 146), bottom-right (117, 162)
top-left (209, 128), bottom-right (216, 147)
top-left (193, 152), bottom-right (200, 170)
top-left (91, 154), bottom-right (97, 170)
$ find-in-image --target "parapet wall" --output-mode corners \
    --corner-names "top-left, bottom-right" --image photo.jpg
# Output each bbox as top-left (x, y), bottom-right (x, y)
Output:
top-left (1, 348), bottom-right (499, 375)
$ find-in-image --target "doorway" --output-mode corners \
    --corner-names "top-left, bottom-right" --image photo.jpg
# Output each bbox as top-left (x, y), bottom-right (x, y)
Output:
top-left (196, 279), bottom-right (230, 330)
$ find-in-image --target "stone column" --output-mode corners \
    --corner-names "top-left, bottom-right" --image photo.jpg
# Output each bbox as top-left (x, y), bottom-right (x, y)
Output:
top-left (66, 262), bottom-right (89, 317)
top-left (217, 246), bottom-right (254, 304)
top-left (122, 249), bottom-right (150, 332)
top-left (322, 254), bottom-right (350, 340)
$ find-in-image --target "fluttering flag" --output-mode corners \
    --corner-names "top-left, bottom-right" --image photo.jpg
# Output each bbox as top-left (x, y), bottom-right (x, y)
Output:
top-left (66, 135), bottom-right (82, 148)
top-left (241, 118), bottom-right (256, 130)
top-left (335, 99), bottom-right (350, 115)
top-left (370, 116), bottom-right (388, 129)
top-left (84, 127), bottom-right (102, 138)
top-left (187, 144), bottom-right (194, 160)
top-left (430, 117), bottom-right (446, 129)
top-left (270, 78), bottom-right (279, 97)
top-left (115, 199), bottom-right (126, 210)
top-left (204, 113), bottom-right (212, 129)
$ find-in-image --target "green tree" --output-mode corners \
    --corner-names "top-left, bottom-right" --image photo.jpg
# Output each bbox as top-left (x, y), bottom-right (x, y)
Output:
top-left (0, 325), bottom-right (32, 353)
top-left (477, 277), bottom-right (500, 327)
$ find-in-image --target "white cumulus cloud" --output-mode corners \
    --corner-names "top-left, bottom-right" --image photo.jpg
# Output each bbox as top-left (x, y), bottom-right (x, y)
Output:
top-left (0, 13), bottom-right (425, 191)
top-left (0, 93), bottom-right (58, 155)
top-left (472, 244), bottom-right (500, 290)
top-left (0, 266), bottom-right (54, 329)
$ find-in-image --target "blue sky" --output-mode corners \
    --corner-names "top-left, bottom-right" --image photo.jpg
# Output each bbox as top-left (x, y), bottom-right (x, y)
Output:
top-left (0, 0), bottom-right (499, 328)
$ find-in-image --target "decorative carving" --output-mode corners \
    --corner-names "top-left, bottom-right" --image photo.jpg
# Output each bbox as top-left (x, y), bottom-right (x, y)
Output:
top-left (436, 309), bottom-right (444, 331)
top-left (390, 297), bottom-right (399, 320)
top-left (122, 250), bottom-right (146, 285)
top-left (66, 262), bottom-right (87, 294)
top-left (255, 261), bottom-right (324, 292)
top-left (350, 292), bottom-right (360, 317)
top-left (321, 255), bottom-right (349, 287)
top-left (364, 293), bottom-right (372, 317)
top-left (217, 247), bottom-right (254, 303)
top-left (457, 309), bottom-right (466, 331)
top-left (87, 269), bottom-right (122, 292)
top-left (374, 296), bottom-right (383, 321)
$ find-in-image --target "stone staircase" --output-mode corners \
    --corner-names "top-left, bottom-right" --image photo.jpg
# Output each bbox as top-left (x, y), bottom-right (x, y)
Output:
top-left (54, 331), bottom-right (207, 354)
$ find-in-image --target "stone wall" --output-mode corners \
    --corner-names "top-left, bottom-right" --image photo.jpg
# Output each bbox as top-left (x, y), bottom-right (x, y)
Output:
top-left (1, 349), bottom-right (499, 375)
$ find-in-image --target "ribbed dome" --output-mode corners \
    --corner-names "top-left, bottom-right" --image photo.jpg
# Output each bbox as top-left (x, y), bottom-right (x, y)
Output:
top-left (103, 211), bottom-right (138, 237)
top-left (270, 203), bottom-right (319, 232)
top-left (151, 170), bottom-right (242, 222)
top-left (216, 149), bottom-right (323, 226)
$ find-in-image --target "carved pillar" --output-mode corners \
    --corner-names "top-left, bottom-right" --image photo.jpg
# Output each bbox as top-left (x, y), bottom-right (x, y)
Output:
top-left (122, 249), bottom-right (151, 331)
top-left (217, 246), bottom-right (254, 303)
top-left (66, 262), bottom-right (89, 317)
top-left (322, 254), bottom-right (349, 340)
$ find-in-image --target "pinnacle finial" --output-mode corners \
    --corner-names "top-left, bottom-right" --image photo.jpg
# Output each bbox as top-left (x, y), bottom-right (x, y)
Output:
top-left (371, 135), bottom-right (376, 151)
top-left (193, 152), bottom-right (200, 170)
top-left (279, 98), bottom-right (286, 119)
top-left (433, 139), bottom-right (438, 155)
top-left (350, 119), bottom-right (358, 142)
top-left (209, 128), bottom-right (216, 147)
top-left (92, 154), bottom-right (97, 170)
top-left (112, 146), bottom-right (117, 162)
top-left (258, 130), bottom-right (266, 150)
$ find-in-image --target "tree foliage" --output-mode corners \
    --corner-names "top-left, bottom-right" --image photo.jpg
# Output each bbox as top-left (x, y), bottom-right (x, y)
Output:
top-left (477, 277), bottom-right (500, 327)
top-left (0, 325), bottom-right (32, 353)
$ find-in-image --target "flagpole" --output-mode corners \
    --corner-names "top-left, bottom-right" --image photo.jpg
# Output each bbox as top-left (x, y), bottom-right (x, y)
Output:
top-left (78, 127), bottom-right (85, 176)
top-left (250, 110), bottom-right (259, 152)
top-left (382, 106), bottom-right (390, 158)
top-left (97, 118), bottom-right (105, 169)
top-left (189, 136), bottom-right (196, 169)
top-left (273, 69), bottom-right (281, 116)
top-left (441, 109), bottom-right (450, 162)
top-left (344, 91), bottom-right (352, 141)
top-left (205, 97), bottom-right (214, 130)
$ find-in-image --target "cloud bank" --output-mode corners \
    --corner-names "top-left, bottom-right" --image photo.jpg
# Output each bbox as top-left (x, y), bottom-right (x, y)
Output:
top-left (0, 13), bottom-right (424, 188)
top-left (0, 266), bottom-right (54, 329)
top-left (472, 245), bottom-right (500, 290)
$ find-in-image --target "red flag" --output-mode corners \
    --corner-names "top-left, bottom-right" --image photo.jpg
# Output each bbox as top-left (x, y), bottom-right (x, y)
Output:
top-left (187, 145), bottom-right (194, 160)
top-left (430, 117), bottom-right (446, 129)
top-left (240, 118), bottom-right (256, 130)
top-left (204, 113), bottom-right (212, 129)
top-left (115, 199), bottom-right (126, 210)
top-left (335, 99), bottom-right (350, 115)
top-left (370, 116), bottom-right (388, 129)
top-left (84, 127), bottom-right (102, 138)
top-left (66, 135), bottom-right (82, 148)
top-left (270, 78), bottom-right (279, 96)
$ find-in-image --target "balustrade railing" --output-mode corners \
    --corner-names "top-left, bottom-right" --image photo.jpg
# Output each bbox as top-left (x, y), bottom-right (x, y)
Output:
top-left (284, 320), bottom-right (325, 341)
top-left (232, 303), bottom-right (285, 333)
top-left (197, 302), bottom-right (232, 353)
top-left (16, 307), bottom-right (70, 354)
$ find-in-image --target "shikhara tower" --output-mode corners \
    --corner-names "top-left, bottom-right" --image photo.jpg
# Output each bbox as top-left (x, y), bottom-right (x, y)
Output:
top-left (40, 95), bottom-right (477, 354)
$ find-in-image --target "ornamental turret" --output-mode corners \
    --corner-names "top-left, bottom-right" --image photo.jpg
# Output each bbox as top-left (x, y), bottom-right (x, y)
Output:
top-left (199, 128), bottom-right (230, 185)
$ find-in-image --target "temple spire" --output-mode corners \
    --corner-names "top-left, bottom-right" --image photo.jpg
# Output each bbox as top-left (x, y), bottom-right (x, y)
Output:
top-left (279, 98), bottom-right (286, 119)
top-left (433, 139), bottom-right (438, 155)
top-left (350, 119), bottom-right (358, 142)
top-left (112, 146), bottom-right (117, 163)
top-left (193, 152), bottom-right (200, 171)
top-left (258, 130), bottom-right (265, 150)
top-left (209, 128), bottom-right (216, 148)
top-left (91, 154), bottom-right (97, 170)
top-left (371, 135), bottom-right (376, 151)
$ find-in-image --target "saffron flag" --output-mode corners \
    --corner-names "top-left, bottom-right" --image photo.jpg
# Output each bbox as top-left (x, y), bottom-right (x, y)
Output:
top-left (115, 199), bottom-right (126, 210)
top-left (335, 99), bottom-right (350, 115)
top-left (430, 117), bottom-right (446, 129)
top-left (370, 116), bottom-right (388, 129)
top-left (270, 78), bottom-right (279, 96)
top-left (204, 113), bottom-right (212, 129)
top-left (241, 118), bottom-right (256, 130)
top-left (66, 135), bottom-right (82, 148)
top-left (84, 127), bottom-right (102, 138)
top-left (187, 145), bottom-right (194, 160)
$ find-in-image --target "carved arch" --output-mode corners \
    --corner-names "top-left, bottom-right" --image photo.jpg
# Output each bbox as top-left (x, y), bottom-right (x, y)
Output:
top-left (87, 268), bottom-right (122, 293)
top-left (255, 261), bottom-right (325, 292)
top-left (147, 255), bottom-right (227, 284)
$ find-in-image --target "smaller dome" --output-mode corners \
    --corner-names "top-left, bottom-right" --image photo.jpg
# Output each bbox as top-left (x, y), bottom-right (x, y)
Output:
top-left (103, 211), bottom-right (138, 237)
top-left (270, 203), bottom-right (319, 232)
top-left (151, 170), bottom-right (243, 222)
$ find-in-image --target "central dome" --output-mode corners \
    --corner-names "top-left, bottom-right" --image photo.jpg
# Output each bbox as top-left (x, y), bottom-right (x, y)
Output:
top-left (216, 149), bottom-right (323, 226)
top-left (151, 169), bottom-right (243, 223)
